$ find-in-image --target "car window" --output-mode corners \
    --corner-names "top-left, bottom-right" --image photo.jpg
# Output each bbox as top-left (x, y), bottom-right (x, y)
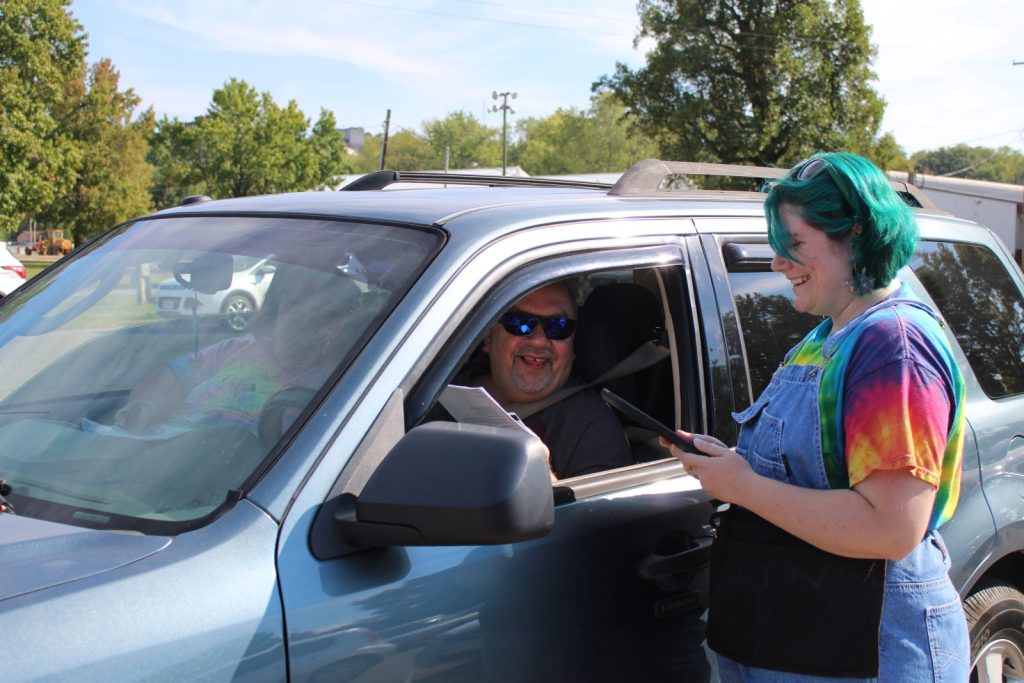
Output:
top-left (0, 216), bottom-right (441, 533)
top-left (420, 264), bottom-right (686, 483)
top-left (910, 241), bottom-right (1024, 398)
top-left (726, 265), bottom-right (820, 400)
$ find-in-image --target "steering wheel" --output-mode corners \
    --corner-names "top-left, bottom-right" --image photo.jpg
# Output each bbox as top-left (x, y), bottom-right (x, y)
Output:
top-left (258, 387), bottom-right (317, 446)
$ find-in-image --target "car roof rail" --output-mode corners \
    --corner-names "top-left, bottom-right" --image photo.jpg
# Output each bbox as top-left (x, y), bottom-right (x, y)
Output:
top-left (339, 170), bottom-right (613, 192)
top-left (180, 194), bottom-right (213, 206)
top-left (609, 159), bottom-right (941, 211)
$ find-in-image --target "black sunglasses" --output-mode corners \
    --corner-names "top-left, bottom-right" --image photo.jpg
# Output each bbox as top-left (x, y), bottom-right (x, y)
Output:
top-left (795, 157), bottom-right (855, 207)
top-left (498, 310), bottom-right (577, 341)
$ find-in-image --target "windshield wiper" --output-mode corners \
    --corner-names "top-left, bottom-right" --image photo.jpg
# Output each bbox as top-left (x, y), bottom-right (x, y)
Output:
top-left (0, 478), bottom-right (14, 514)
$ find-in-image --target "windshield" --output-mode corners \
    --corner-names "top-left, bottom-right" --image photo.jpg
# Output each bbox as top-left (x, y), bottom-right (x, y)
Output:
top-left (0, 215), bottom-right (439, 534)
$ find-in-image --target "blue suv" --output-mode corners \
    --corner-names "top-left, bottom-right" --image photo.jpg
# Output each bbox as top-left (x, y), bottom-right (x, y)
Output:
top-left (1, 162), bottom-right (1023, 681)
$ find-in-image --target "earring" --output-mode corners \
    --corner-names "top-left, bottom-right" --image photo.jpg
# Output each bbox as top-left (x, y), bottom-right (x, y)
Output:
top-left (845, 271), bottom-right (875, 295)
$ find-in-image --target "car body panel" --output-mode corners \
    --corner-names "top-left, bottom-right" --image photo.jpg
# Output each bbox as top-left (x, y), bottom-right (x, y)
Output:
top-left (0, 513), bottom-right (170, 601)
top-left (0, 502), bottom-right (285, 683)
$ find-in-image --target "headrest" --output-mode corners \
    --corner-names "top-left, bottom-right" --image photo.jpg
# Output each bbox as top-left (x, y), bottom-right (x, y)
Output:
top-left (574, 283), bottom-right (662, 382)
top-left (173, 253), bottom-right (233, 294)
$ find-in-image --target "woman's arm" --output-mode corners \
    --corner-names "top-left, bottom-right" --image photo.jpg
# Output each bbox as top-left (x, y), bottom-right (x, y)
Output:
top-left (674, 440), bottom-right (935, 560)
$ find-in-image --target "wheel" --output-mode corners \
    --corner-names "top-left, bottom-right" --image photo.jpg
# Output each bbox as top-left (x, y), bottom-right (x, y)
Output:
top-left (258, 387), bottom-right (317, 446)
top-left (966, 581), bottom-right (1024, 682)
top-left (221, 293), bottom-right (256, 331)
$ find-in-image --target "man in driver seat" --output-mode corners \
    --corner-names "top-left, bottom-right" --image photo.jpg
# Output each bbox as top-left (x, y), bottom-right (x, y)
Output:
top-left (473, 282), bottom-right (631, 480)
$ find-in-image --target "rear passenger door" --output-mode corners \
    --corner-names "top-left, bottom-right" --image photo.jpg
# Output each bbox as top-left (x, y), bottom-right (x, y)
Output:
top-left (906, 233), bottom-right (1024, 590)
top-left (696, 221), bottom-right (1004, 594)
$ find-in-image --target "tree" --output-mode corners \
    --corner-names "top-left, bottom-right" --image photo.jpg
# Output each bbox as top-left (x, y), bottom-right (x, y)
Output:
top-left (149, 79), bottom-right (353, 203)
top-left (596, 0), bottom-right (885, 170)
top-left (871, 132), bottom-right (911, 173)
top-left (513, 93), bottom-right (659, 175)
top-left (0, 0), bottom-right (87, 233)
top-left (149, 116), bottom-right (201, 209)
top-left (353, 130), bottom-right (433, 173)
top-left (41, 59), bottom-right (154, 243)
top-left (422, 111), bottom-right (500, 170)
top-left (309, 108), bottom-right (355, 189)
top-left (911, 145), bottom-right (1024, 185)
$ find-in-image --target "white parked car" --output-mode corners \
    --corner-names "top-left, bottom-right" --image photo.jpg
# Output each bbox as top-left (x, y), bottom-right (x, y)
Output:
top-left (0, 244), bottom-right (26, 298)
top-left (156, 255), bottom-right (275, 330)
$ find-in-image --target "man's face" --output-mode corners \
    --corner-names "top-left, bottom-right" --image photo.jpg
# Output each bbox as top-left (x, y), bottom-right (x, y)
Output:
top-left (483, 284), bottom-right (576, 405)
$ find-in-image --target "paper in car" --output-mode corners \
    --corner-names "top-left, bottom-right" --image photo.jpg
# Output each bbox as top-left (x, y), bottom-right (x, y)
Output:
top-left (80, 417), bottom-right (193, 441)
top-left (438, 385), bottom-right (537, 437)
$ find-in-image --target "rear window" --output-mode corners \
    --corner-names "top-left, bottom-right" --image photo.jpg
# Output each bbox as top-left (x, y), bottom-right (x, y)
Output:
top-left (910, 241), bottom-right (1024, 399)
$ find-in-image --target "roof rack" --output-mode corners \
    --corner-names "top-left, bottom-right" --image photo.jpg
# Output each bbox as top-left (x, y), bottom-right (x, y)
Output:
top-left (610, 159), bottom-right (940, 211)
top-left (339, 170), bottom-right (613, 192)
top-left (340, 161), bottom-right (940, 212)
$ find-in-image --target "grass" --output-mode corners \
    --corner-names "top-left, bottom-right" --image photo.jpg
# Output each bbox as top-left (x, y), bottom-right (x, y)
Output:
top-left (20, 257), bottom-right (60, 280)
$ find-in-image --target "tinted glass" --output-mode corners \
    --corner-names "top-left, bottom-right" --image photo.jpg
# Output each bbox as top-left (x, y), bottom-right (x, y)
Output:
top-left (0, 216), bottom-right (439, 533)
top-left (910, 241), bottom-right (1024, 398)
top-left (728, 270), bottom-right (820, 398)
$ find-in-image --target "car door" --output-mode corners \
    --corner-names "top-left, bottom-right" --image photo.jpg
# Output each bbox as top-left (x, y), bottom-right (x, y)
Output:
top-left (274, 223), bottom-right (717, 682)
top-left (695, 219), bottom-right (994, 595)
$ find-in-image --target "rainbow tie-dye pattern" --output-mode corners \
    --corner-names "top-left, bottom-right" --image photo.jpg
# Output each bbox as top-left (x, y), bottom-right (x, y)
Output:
top-left (785, 285), bottom-right (966, 530)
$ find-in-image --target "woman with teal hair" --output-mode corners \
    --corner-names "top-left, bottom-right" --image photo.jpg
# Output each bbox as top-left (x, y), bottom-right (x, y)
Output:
top-left (668, 152), bottom-right (969, 680)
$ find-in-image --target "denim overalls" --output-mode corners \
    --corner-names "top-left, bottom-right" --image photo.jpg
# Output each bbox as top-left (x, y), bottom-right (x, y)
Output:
top-left (713, 296), bottom-right (970, 682)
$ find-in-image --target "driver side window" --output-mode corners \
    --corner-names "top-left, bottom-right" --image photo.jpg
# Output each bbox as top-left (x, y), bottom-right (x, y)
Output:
top-left (417, 263), bottom-right (689, 483)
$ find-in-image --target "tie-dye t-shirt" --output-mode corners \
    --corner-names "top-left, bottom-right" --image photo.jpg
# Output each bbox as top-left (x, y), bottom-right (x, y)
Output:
top-left (785, 284), bottom-right (966, 530)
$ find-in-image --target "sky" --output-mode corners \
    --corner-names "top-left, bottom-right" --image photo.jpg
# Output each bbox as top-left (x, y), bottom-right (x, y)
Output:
top-left (69, 0), bottom-right (1024, 156)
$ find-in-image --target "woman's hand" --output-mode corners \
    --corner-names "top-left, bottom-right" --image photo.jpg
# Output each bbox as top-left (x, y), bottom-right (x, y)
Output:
top-left (660, 432), bottom-right (755, 504)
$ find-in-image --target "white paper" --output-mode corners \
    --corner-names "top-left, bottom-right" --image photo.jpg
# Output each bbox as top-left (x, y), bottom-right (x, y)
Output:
top-left (439, 385), bottom-right (536, 436)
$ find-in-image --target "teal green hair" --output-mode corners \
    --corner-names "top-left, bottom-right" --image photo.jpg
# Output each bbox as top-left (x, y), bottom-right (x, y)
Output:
top-left (764, 151), bottom-right (918, 294)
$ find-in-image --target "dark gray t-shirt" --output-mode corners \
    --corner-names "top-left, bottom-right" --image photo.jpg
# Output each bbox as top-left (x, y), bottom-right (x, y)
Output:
top-left (523, 383), bottom-right (632, 479)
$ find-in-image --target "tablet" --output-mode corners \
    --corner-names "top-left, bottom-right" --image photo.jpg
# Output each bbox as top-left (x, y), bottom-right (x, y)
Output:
top-left (600, 387), bottom-right (702, 455)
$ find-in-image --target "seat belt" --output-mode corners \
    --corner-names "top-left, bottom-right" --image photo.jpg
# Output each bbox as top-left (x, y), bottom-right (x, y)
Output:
top-left (506, 341), bottom-right (671, 419)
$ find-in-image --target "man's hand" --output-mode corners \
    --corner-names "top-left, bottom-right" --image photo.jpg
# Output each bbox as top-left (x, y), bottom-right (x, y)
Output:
top-left (114, 399), bottom-right (159, 432)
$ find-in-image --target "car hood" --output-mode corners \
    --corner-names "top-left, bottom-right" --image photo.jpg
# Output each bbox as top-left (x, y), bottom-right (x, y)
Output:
top-left (0, 513), bottom-right (171, 602)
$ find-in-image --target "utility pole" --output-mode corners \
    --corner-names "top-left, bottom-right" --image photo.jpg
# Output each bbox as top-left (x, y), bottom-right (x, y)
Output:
top-left (379, 109), bottom-right (391, 171)
top-left (489, 91), bottom-right (517, 176)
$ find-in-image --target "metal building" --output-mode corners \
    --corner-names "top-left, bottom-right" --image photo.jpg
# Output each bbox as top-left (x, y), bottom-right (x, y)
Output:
top-left (890, 171), bottom-right (1024, 265)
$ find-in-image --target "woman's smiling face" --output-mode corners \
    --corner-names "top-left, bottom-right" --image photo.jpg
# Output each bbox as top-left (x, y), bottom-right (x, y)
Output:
top-left (770, 202), bottom-right (857, 323)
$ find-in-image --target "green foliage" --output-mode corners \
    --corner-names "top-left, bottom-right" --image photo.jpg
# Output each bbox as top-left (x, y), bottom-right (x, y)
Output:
top-left (910, 145), bottom-right (1024, 185)
top-left (596, 0), bottom-right (886, 169)
top-left (351, 130), bottom-right (434, 173)
top-left (309, 108), bottom-right (355, 188)
top-left (349, 112), bottom-right (499, 173)
top-left (870, 132), bottom-right (911, 173)
top-left (41, 59), bottom-right (154, 243)
top-left (148, 116), bottom-right (199, 208)
top-left (422, 111), bottom-right (501, 170)
top-left (148, 79), bottom-right (353, 205)
top-left (0, 0), bottom-right (87, 232)
top-left (513, 93), bottom-right (658, 175)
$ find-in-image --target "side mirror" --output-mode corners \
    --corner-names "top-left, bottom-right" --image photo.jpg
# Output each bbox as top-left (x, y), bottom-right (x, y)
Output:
top-left (334, 421), bottom-right (554, 550)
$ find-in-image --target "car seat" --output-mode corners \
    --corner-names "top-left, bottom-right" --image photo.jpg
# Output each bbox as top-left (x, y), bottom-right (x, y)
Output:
top-left (573, 282), bottom-right (674, 462)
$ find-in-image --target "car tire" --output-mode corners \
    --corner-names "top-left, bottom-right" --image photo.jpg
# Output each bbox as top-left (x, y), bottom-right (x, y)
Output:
top-left (221, 293), bottom-right (256, 332)
top-left (965, 580), bottom-right (1024, 682)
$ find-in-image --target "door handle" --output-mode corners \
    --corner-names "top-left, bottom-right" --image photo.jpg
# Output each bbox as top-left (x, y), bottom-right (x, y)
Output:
top-left (638, 536), bottom-right (712, 580)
